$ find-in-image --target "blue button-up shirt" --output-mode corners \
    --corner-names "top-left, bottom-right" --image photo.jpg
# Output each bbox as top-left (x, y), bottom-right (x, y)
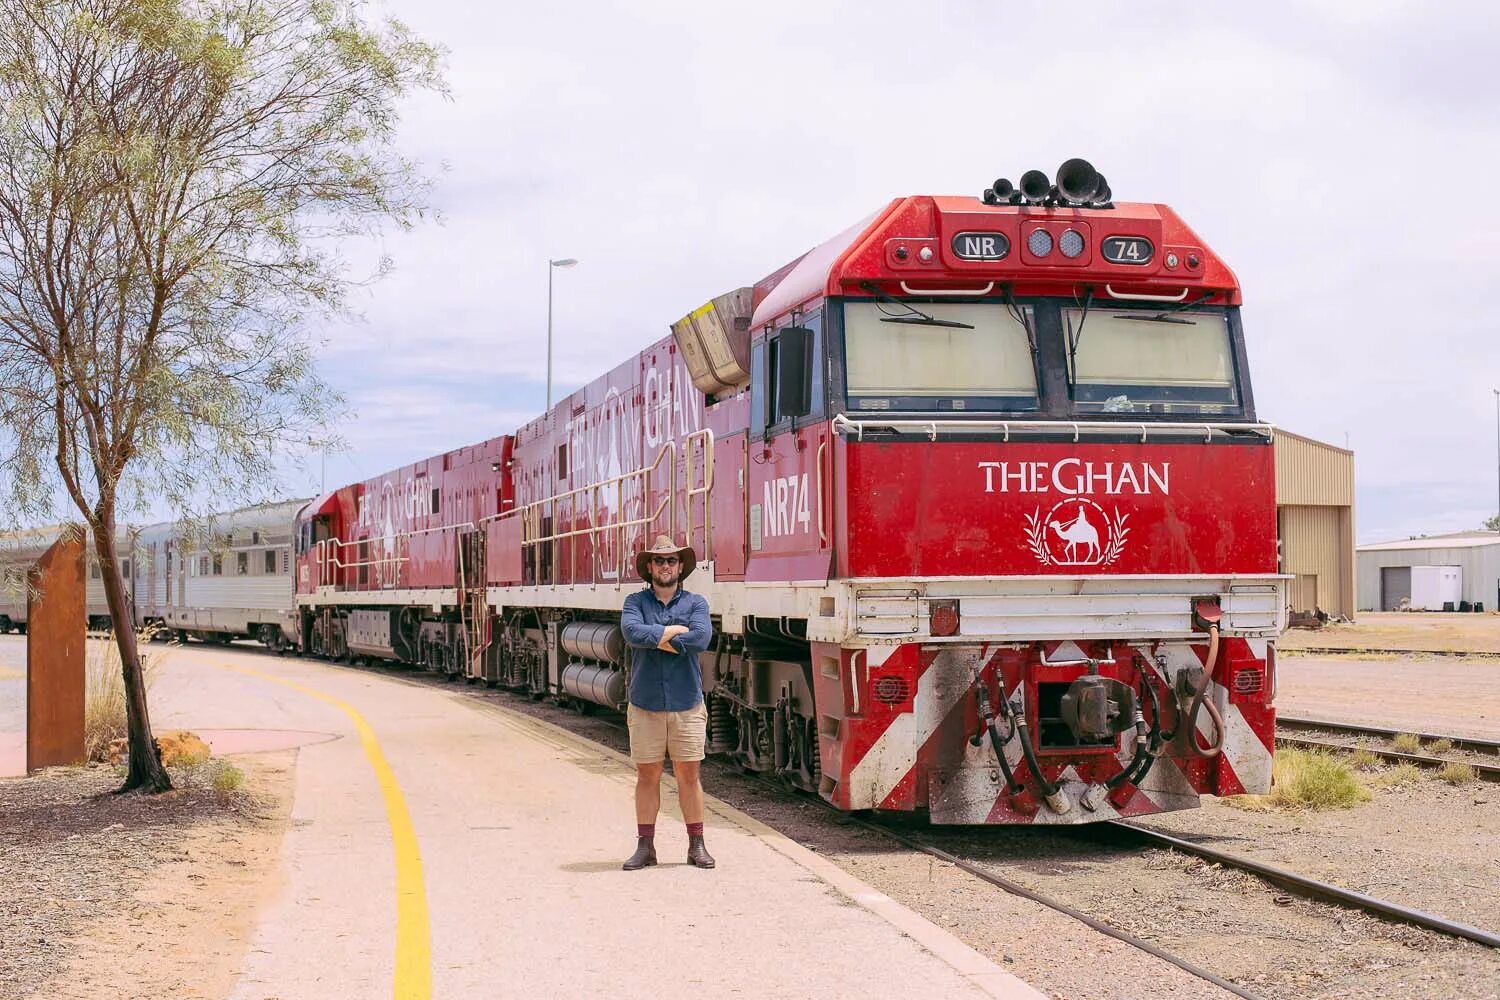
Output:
top-left (621, 585), bottom-right (713, 711)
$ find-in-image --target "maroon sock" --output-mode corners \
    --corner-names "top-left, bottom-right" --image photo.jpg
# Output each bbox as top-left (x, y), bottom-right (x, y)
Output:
top-left (686, 822), bottom-right (704, 837)
top-left (637, 824), bottom-right (655, 840)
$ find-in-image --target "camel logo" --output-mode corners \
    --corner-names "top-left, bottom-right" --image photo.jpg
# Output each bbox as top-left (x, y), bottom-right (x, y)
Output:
top-left (1023, 498), bottom-right (1131, 567)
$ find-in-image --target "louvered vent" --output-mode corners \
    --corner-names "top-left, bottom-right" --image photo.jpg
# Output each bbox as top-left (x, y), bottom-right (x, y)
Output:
top-left (873, 675), bottom-right (912, 705)
top-left (1232, 667), bottom-right (1264, 694)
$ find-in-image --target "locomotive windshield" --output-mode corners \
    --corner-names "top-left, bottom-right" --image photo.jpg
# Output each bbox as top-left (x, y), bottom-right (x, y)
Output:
top-left (835, 298), bottom-right (1247, 419)
top-left (843, 301), bottom-right (1039, 412)
top-left (1064, 308), bottom-right (1238, 416)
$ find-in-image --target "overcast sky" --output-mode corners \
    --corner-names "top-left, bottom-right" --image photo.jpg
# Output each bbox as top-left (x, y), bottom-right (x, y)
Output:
top-left (300, 0), bottom-right (1500, 544)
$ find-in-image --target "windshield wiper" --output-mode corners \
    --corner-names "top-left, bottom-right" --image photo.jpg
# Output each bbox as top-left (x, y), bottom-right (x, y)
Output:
top-left (860, 281), bottom-right (977, 329)
top-left (1112, 313), bottom-right (1194, 325)
top-left (878, 314), bottom-right (975, 329)
top-left (1113, 292), bottom-right (1218, 324)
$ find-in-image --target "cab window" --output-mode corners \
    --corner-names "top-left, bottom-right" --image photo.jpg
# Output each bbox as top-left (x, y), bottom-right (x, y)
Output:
top-left (1064, 307), bottom-right (1238, 415)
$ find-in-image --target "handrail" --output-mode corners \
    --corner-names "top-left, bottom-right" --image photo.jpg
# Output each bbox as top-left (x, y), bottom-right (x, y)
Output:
top-left (683, 428), bottom-right (715, 562)
top-left (815, 439), bottom-right (828, 546)
top-left (1104, 284), bottom-right (1190, 302)
top-left (832, 413), bottom-right (1273, 445)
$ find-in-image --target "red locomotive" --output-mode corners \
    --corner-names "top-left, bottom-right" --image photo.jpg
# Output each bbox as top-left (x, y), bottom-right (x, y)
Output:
top-left (293, 159), bottom-right (1282, 824)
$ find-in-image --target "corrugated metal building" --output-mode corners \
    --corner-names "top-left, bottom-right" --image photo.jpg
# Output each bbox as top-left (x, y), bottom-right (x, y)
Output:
top-left (1356, 533), bottom-right (1500, 611)
top-left (1275, 430), bottom-right (1356, 619)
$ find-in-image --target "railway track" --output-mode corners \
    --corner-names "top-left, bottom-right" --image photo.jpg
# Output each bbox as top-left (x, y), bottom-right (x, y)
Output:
top-left (1101, 824), bottom-right (1500, 949)
top-left (1276, 716), bottom-right (1500, 783)
top-left (1278, 716), bottom-right (1500, 754)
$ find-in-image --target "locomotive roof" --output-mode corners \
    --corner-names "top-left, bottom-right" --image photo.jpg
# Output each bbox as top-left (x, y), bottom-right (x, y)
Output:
top-left (751, 195), bottom-right (1241, 328)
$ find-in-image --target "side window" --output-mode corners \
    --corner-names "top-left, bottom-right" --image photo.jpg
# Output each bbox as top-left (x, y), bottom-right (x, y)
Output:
top-left (751, 310), bottom-right (825, 436)
top-left (797, 310), bottom-right (825, 416)
top-left (750, 339), bottom-right (769, 435)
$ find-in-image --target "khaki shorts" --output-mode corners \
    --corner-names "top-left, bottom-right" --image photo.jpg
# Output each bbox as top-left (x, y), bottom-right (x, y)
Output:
top-left (627, 701), bottom-right (708, 764)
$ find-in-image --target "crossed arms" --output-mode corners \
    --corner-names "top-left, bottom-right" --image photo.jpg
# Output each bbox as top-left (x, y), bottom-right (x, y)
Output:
top-left (621, 592), bottom-right (713, 655)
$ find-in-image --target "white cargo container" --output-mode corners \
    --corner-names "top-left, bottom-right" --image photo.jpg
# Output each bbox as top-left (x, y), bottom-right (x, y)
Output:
top-left (1408, 564), bottom-right (1462, 611)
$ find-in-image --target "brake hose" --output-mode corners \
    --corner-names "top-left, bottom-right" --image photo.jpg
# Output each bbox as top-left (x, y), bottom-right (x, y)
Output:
top-left (974, 680), bottom-right (1022, 796)
top-left (1182, 623), bottom-right (1226, 758)
top-left (1108, 661), bottom-right (1164, 790)
top-left (1011, 684), bottom-right (1068, 812)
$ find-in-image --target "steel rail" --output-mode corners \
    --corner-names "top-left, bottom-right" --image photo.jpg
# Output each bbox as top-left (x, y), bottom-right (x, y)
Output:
top-left (1283, 646), bottom-right (1500, 660)
top-left (1277, 716), bottom-right (1500, 755)
top-left (1275, 734), bottom-right (1500, 783)
top-left (839, 815), bottom-right (1268, 1000)
top-left (1105, 823), bottom-right (1500, 949)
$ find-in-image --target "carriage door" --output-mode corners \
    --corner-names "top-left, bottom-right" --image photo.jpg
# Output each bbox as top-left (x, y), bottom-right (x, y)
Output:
top-left (746, 312), bottom-right (831, 583)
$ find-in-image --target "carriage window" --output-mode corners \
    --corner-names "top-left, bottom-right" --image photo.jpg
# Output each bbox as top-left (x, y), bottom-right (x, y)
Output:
top-left (1064, 308), bottom-right (1238, 415)
top-left (843, 302), bottom-right (1038, 412)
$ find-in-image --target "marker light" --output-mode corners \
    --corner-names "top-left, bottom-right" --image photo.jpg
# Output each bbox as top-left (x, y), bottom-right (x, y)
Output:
top-left (1027, 230), bottom-right (1054, 257)
top-left (929, 600), bottom-right (960, 637)
top-left (1059, 230), bottom-right (1085, 258)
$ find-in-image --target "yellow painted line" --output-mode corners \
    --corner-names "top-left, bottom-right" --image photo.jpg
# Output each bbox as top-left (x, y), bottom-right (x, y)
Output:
top-left (219, 662), bottom-right (431, 1000)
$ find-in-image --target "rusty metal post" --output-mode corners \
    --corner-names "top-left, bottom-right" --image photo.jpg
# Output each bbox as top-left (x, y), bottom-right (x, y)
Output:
top-left (26, 531), bottom-right (86, 772)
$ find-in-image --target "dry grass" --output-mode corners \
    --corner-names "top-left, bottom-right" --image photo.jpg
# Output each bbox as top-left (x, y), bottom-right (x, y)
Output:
top-left (1392, 732), bottom-right (1422, 754)
top-left (83, 632), bottom-right (168, 763)
top-left (1425, 738), bottom-right (1454, 754)
top-left (1231, 747), bottom-right (1371, 811)
top-left (1346, 748), bottom-right (1384, 771)
top-left (1369, 762), bottom-right (1425, 788)
top-left (1439, 762), bottom-right (1478, 785)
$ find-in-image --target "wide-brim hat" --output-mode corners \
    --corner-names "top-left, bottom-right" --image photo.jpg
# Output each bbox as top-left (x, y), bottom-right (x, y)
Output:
top-left (635, 534), bottom-right (697, 583)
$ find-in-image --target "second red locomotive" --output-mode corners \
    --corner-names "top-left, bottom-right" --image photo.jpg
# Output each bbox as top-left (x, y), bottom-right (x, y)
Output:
top-left (292, 159), bottom-right (1283, 824)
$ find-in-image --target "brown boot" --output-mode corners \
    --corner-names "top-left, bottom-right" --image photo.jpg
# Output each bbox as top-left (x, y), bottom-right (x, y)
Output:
top-left (687, 834), bottom-right (716, 869)
top-left (622, 838), bottom-right (657, 871)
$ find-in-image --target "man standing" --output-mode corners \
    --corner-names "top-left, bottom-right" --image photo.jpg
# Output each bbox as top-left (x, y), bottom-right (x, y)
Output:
top-left (619, 534), bottom-right (715, 871)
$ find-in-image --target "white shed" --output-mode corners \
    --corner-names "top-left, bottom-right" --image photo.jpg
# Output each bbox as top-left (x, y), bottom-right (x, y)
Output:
top-left (1356, 532), bottom-right (1500, 612)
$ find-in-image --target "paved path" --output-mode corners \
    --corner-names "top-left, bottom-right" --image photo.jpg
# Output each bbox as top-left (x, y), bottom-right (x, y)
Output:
top-left (1278, 652), bottom-right (1500, 739)
top-left (0, 637), bottom-right (25, 775)
top-left (1, 636), bottom-right (1039, 999)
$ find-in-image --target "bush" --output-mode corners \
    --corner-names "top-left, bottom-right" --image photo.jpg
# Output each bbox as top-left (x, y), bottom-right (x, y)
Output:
top-left (1425, 738), bottom-right (1453, 754)
top-left (1439, 762), bottom-right (1477, 785)
top-left (1231, 748), bottom-right (1372, 811)
top-left (211, 762), bottom-right (246, 793)
top-left (1392, 732), bottom-right (1422, 753)
top-left (1274, 748), bottom-right (1371, 808)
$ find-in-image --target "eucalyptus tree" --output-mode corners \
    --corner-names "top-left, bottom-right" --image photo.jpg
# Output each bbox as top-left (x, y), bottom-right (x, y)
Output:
top-left (0, 0), bottom-right (445, 791)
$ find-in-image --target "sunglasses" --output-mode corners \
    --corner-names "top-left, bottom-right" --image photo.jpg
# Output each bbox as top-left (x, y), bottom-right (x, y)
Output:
top-left (649, 556), bottom-right (680, 566)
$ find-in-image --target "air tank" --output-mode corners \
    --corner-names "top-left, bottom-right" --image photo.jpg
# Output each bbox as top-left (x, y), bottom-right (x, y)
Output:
top-left (561, 661), bottom-right (626, 709)
top-left (560, 621), bottom-right (624, 663)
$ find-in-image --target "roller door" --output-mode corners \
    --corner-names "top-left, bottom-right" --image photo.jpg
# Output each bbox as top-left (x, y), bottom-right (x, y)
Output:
top-left (1381, 566), bottom-right (1411, 611)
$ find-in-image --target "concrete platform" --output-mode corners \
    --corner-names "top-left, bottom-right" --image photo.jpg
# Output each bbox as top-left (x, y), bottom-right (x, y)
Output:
top-left (106, 646), bottom-right (1044, 1000)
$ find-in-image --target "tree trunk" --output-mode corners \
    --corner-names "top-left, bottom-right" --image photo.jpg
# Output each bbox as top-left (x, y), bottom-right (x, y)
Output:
top-left (94, 520), bottom-right (172, 793)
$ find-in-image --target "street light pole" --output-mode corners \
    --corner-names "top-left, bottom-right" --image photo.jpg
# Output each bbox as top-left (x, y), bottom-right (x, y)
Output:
top-left (546, 257), bottom-right (579, 410)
